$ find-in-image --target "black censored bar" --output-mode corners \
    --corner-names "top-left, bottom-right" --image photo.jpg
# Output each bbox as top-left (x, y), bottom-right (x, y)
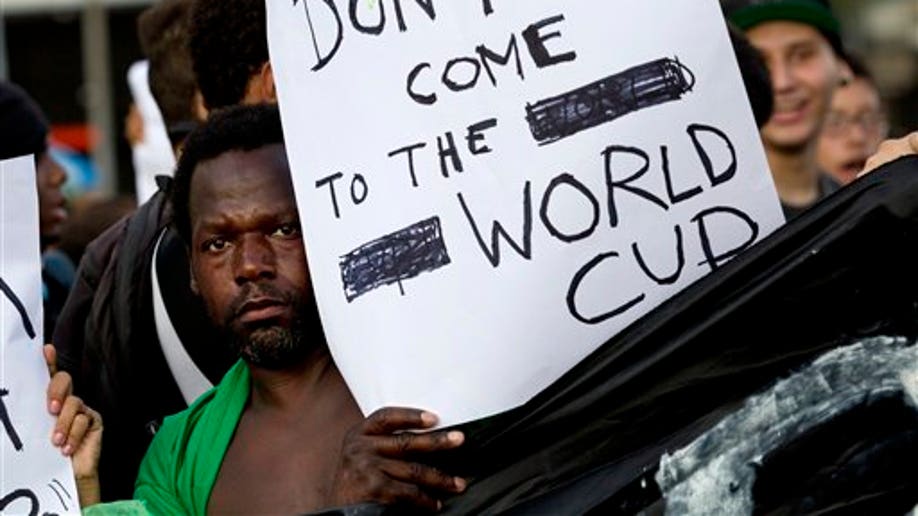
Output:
top-left (525, 57), bottom-right (695, 145)
top-left (340, 216), bottom-right (451, 302)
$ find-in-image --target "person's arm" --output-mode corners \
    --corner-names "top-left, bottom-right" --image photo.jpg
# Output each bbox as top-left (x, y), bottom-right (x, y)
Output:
top-left (326, 407), bottom-right (467, 512)
top-left (45, 344), bottom-right (103, 507)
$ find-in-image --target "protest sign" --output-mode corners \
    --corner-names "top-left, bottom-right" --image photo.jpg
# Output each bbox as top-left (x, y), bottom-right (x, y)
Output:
top-left (267, 0), bottom-right (785, 426)
top-left (1, 155), bottom-right (78, 514)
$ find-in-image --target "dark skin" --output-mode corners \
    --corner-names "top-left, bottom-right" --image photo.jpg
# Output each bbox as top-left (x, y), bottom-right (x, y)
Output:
top-left (36, 150), bottom-right (68, 246)
top-left (188, 144), bottom-right (466, 515)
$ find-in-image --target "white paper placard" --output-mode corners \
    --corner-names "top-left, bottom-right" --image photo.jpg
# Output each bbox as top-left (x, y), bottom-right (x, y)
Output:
top-left (1, 155), bottom-right (79, 514)
top-left (267, 0), bottom-right (784, 426)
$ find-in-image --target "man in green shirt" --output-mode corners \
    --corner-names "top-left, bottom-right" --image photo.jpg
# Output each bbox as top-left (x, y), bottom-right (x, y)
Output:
top-left (128, 104), bottom-right (467, 514)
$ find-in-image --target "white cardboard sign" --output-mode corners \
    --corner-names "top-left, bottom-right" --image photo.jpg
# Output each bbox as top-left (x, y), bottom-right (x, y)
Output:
top-left (1, 155), bottom-right (79, 514)
top-left (267, 0), bottom-right (784, 426)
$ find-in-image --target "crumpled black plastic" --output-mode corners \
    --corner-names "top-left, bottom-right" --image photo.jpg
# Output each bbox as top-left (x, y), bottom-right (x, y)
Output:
top-left (422, 155), bottom-right (918, 514)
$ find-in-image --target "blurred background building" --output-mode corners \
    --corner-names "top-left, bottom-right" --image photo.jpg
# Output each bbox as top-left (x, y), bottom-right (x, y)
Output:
top-left (0, 0), bottom-right (916, 197)
top-left (1, 0), bottom-right (149, 198)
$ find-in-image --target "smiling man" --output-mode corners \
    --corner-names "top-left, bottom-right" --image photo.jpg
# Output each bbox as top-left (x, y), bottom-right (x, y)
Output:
top-left (724, 0), bottom-right (849, 220)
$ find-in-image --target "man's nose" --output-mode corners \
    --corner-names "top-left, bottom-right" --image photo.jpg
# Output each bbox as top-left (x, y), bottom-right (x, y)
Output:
top-left (847, 120), bottom-right (870, 144)
top-left (769, 59), bottom-right (796, 93)
top-left (38, 152), bottom-right (67, 187)
top-left (48, 158), bottom-right (67, 186)
top-left (233, 234), bottom-right (277, 284)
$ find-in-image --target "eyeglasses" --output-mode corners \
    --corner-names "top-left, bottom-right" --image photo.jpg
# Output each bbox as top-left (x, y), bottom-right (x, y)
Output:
top-left (823, 111), bottom-right (887, 138)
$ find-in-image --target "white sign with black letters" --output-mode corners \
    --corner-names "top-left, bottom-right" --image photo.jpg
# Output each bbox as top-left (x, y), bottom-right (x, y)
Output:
top-left (267, 0), bottom-right (784, 426)
top-left (1, 155), bottom-right (78, 514)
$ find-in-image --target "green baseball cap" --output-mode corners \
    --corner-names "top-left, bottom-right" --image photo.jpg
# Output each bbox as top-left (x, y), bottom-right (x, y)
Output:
top-left (723, 0), bottom-right (845, 56)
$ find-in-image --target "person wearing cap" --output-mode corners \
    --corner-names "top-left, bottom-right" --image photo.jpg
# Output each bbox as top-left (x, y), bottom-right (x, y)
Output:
top-left (0, 81), bottom-right (73, 337)
top-left (723, 0), bottom-right (849, 220)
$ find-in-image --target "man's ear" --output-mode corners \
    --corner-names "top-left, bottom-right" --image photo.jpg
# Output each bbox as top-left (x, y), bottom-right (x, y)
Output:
top-left (243, 62), bottom-right (277, 105)
top-left (189, 261), bottom-right (199, 295)
top-left (836, 56), bottom-right (853, 87)
top-left (262, 62), bottom-right (276, 102)
top-left (193, 90), bottom-right (208, 121)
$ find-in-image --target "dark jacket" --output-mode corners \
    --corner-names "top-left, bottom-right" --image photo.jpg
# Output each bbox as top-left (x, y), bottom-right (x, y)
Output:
top-left (53, 177), bottom-right (233, 501)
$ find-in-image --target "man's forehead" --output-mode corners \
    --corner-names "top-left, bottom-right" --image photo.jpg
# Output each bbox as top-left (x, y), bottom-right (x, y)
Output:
top-left (197, 143), bottom-right (287, 170)
top-left (190, 145), bottom-right (292, 207)
top-left (193, 144), bottom-right (287, 183)
top-left (190, 184), bottom-right (297, 233)
top-left (747, 20), bottom-right (828, 49)
top-left (833, 80), bottom-right (882, 108)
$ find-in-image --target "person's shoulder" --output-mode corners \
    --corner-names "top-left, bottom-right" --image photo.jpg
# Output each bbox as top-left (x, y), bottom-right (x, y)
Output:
top-left (154, 359), bottom-right (247, 444)
top-left (134, 360), bottom-right (248, 513)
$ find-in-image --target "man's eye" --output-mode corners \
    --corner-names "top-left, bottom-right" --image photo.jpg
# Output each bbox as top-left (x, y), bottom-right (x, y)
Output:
top-left (790, 47), bottom-right (816, 63)
top-left (272, 223), bottom-right (300, 238)
top-left (203, 237), bottom-right (228, 252)
top-left (825, 113), bottom-right (845, 128)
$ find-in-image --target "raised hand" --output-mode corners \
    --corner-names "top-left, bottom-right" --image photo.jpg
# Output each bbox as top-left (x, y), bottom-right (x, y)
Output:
top-left (45, 344), bottom-right (103, 507)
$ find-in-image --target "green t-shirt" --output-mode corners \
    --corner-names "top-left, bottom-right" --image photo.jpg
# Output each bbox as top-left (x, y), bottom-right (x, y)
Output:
top-left (132, 359), bottom-right (250, 514)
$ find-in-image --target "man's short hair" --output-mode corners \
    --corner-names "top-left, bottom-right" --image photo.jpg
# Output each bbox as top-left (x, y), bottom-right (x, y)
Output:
top-left (171, 104), bottom-right (285, 245)
top-left (188, 0), bottom-right (268, 111)
top-left (843, 53), bottom-right (875, 84)
top-left (138, 0), bottom-right (199, 145)
top-left (722, 0), bottom-right (845, 57)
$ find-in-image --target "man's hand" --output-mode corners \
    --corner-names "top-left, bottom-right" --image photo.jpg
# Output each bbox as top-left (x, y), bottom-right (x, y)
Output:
top-left (860, 132), bottom-right (918, 177)
top-left (45, 344), bottom-right (103, 507)
top-left (328, 407), bottom-right (467, 512)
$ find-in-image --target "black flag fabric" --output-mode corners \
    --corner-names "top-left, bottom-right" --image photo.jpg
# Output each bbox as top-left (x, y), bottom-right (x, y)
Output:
top-left (429, 156), bottom-right (918, 514)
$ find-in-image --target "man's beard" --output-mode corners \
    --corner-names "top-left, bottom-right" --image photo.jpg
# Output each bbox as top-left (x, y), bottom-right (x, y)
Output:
top-left (222, 283), bottom-right (324, 370)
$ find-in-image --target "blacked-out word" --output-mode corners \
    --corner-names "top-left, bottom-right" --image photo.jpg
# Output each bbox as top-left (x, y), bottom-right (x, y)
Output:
top-left (526, 57), bottom-right (695, 145)
top-left (340, 216), bottom-right (451, 301)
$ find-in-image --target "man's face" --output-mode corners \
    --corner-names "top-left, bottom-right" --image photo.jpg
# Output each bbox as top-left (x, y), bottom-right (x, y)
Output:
top-left (188, 143), bottom-right (317, 369)
top-left (817, 77), bottom-right (888, 184)
top-left (747, 21), bottom-right (843, 153)
top-left (36, 151), bottom-right (68, 245)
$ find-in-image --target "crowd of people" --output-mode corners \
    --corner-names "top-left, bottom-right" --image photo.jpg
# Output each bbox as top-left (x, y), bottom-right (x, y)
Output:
top-left (2, 0), bottom-right (918, 513)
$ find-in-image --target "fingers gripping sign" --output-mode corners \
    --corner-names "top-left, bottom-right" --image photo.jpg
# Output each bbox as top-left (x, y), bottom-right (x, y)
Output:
top-left (329, 408), bottom-right (467, 511)
top-left (45, 346), bottom-right (103, 506)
